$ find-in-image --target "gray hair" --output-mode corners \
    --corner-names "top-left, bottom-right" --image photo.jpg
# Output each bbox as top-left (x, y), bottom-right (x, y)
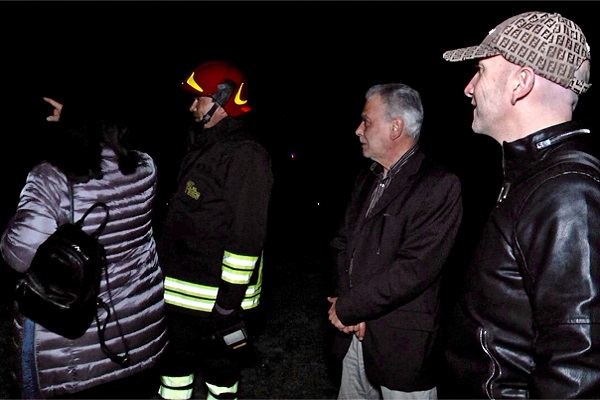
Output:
top-left (365, 83), bottom-right (424, 140)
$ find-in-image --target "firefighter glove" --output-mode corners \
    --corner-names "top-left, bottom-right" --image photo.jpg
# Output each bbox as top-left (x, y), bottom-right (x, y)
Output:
top-left (211, 305), bottom-right (248, 350)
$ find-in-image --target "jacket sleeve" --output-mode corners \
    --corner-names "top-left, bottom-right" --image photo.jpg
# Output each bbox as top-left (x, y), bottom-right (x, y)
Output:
top-left (215, 142), bottom-right (274, 310)
top-left (336, 172), bottom-right (463, 326)
top-left (0, 164), bottom-right (67, 273)
top-left (516, 171), bottom-right (600, 398)
top-left (329, 170), bottom-right (370, 298)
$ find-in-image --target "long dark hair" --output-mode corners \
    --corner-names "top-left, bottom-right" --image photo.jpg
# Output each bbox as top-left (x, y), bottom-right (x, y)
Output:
top-left (43, 101), bottom-right (142, 182)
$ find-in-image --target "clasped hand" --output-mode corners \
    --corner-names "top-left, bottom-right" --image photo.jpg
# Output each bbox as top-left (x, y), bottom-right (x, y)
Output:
top-left (327, 296), bottom-right (365, 340)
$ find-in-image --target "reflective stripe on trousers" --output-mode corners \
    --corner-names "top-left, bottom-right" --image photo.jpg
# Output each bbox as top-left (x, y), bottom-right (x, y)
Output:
top-left (159, 374), bottom-right (239, 400)
top-left (158, 374), bottom-right (194, 400)
top-left (207, 381), bottom-right (239, 400)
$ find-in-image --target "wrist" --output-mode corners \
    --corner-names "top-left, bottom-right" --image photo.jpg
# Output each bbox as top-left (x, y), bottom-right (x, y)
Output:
top-left (213, 303), bottom-right (235, 316)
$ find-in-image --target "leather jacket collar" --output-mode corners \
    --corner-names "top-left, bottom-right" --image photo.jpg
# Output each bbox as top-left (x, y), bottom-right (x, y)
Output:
top-left (502, 120), bottom-right (591, 181)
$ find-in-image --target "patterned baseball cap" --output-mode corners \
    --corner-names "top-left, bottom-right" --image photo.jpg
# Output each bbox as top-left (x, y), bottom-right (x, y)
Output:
top-left (443, 11), bottom-right (592, 95)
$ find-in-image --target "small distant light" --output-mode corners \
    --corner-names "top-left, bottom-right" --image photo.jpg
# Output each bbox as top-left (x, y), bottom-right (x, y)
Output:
top-left (289, 153), bottom-right (296, 159)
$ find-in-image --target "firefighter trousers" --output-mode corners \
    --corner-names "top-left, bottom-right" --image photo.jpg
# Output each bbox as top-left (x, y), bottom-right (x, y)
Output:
top-left (157, 308), bottom-right (256, 400)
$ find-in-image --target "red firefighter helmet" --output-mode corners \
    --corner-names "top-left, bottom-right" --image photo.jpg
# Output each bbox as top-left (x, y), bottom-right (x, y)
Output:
top-left (182, 61), bottom-right (252, 117)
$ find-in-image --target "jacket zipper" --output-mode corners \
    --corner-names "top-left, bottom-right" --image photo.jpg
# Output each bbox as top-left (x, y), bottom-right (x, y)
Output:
top-left (478, 327), bottom-right (498, 399)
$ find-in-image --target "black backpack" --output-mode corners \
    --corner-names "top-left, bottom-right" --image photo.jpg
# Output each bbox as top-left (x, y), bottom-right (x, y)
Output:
top-left (15, 200), bottom-right (108, 340)
top-left (15, 182), bottom-right (129, 365)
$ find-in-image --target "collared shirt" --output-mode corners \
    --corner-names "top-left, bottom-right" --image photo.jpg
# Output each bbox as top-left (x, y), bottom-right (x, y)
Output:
top-left (365, 144), bottom-right (419, 218)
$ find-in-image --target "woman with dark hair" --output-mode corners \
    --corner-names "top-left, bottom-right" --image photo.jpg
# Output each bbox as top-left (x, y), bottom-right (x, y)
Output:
top-left (0, 97), bottom-right (168, 398)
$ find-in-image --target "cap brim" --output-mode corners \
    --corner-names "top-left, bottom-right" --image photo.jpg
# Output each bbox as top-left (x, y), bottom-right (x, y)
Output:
top-left (443, 44), bottom-right (499, 62)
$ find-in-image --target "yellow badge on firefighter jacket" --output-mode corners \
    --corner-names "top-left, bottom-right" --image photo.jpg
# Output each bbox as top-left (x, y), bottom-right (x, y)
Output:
top-left (185, 181), bottom-right (200, 200)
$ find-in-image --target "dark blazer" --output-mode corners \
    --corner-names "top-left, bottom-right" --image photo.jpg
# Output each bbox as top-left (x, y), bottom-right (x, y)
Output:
top-left (331, 148), bottom-right (462, 391)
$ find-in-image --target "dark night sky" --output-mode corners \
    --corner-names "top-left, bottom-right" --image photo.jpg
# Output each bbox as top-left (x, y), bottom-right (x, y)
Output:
top-left (1, 1), bottom-right (597, 251)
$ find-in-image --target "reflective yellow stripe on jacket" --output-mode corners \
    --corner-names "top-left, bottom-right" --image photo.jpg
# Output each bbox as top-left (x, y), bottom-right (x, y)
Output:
top-left (222, 251), bottom-right (257, 284)
top-left (164, 252), bottom-right (263, 312)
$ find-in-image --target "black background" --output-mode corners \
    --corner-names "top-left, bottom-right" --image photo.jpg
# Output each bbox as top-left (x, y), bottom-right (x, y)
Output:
top-left (0, 2), bottom-right (597, 397)
top-left (1, 1), bottom-right (597, 255)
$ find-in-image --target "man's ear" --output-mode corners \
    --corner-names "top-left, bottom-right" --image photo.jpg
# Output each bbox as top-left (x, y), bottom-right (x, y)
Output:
top-left (391, 118), bottom-right (404, 140)
top-left (511, 67), bottom-right (535, 104)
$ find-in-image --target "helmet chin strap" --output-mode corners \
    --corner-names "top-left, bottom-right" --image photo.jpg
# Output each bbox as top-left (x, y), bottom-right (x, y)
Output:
top-left (201, 102), bottom-right (220, 124)
top-left (201, 80), bottom-right (235, 124)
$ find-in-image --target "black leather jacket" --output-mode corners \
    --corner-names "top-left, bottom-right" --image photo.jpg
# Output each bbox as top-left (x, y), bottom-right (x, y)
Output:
top-left (445, 121), bottom-right (600, 399)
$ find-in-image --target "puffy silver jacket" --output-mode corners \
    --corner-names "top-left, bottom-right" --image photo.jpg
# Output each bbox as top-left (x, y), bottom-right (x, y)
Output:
top-left (1, 146), bottom-right (168, 398)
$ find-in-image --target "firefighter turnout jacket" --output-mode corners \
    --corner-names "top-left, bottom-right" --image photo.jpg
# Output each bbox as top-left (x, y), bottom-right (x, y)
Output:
top-left (158, 117), bottom-right (273, 316)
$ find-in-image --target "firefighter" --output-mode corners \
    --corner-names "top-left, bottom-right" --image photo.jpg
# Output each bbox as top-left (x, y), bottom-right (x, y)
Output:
top-left (156, 60), bottom-right (274, 400)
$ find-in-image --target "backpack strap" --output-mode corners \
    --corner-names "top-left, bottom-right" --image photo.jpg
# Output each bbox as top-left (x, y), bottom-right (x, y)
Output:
top-left (68, 180), bottom-right (129, 366)
top-left (69, 180), bottom-right (109, 238)
top-left (68, 180), bottom-right (75, 223)
top-left (76, 202), bottom-right (110, 238)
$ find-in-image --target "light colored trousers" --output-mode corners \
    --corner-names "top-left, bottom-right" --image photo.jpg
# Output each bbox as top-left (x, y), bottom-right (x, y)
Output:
top-left (338, 335), bottom-right (437, 400)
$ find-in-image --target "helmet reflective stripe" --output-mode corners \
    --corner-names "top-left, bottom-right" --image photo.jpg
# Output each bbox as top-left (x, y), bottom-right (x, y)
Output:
top-left (182, 61), bottom-right (251, 117)
top-left (234, 83), bottom-right (248, 105)
top-left (185, 72), bottom-right (204, 93)
top-left (206, 381), bottom-right (238, 399)
top-left (221, 251), bottom-right (258, 285)
top-left (159, 374), bottom-right (194, 400)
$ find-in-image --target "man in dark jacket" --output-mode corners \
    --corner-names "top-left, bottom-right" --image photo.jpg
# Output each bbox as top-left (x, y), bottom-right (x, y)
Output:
top-left (327, 83), bottom-right (463, 399)
top-left (441, 11), bottom-right (600, 399)
top-left (157, 61), bottom-right (273, 400)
